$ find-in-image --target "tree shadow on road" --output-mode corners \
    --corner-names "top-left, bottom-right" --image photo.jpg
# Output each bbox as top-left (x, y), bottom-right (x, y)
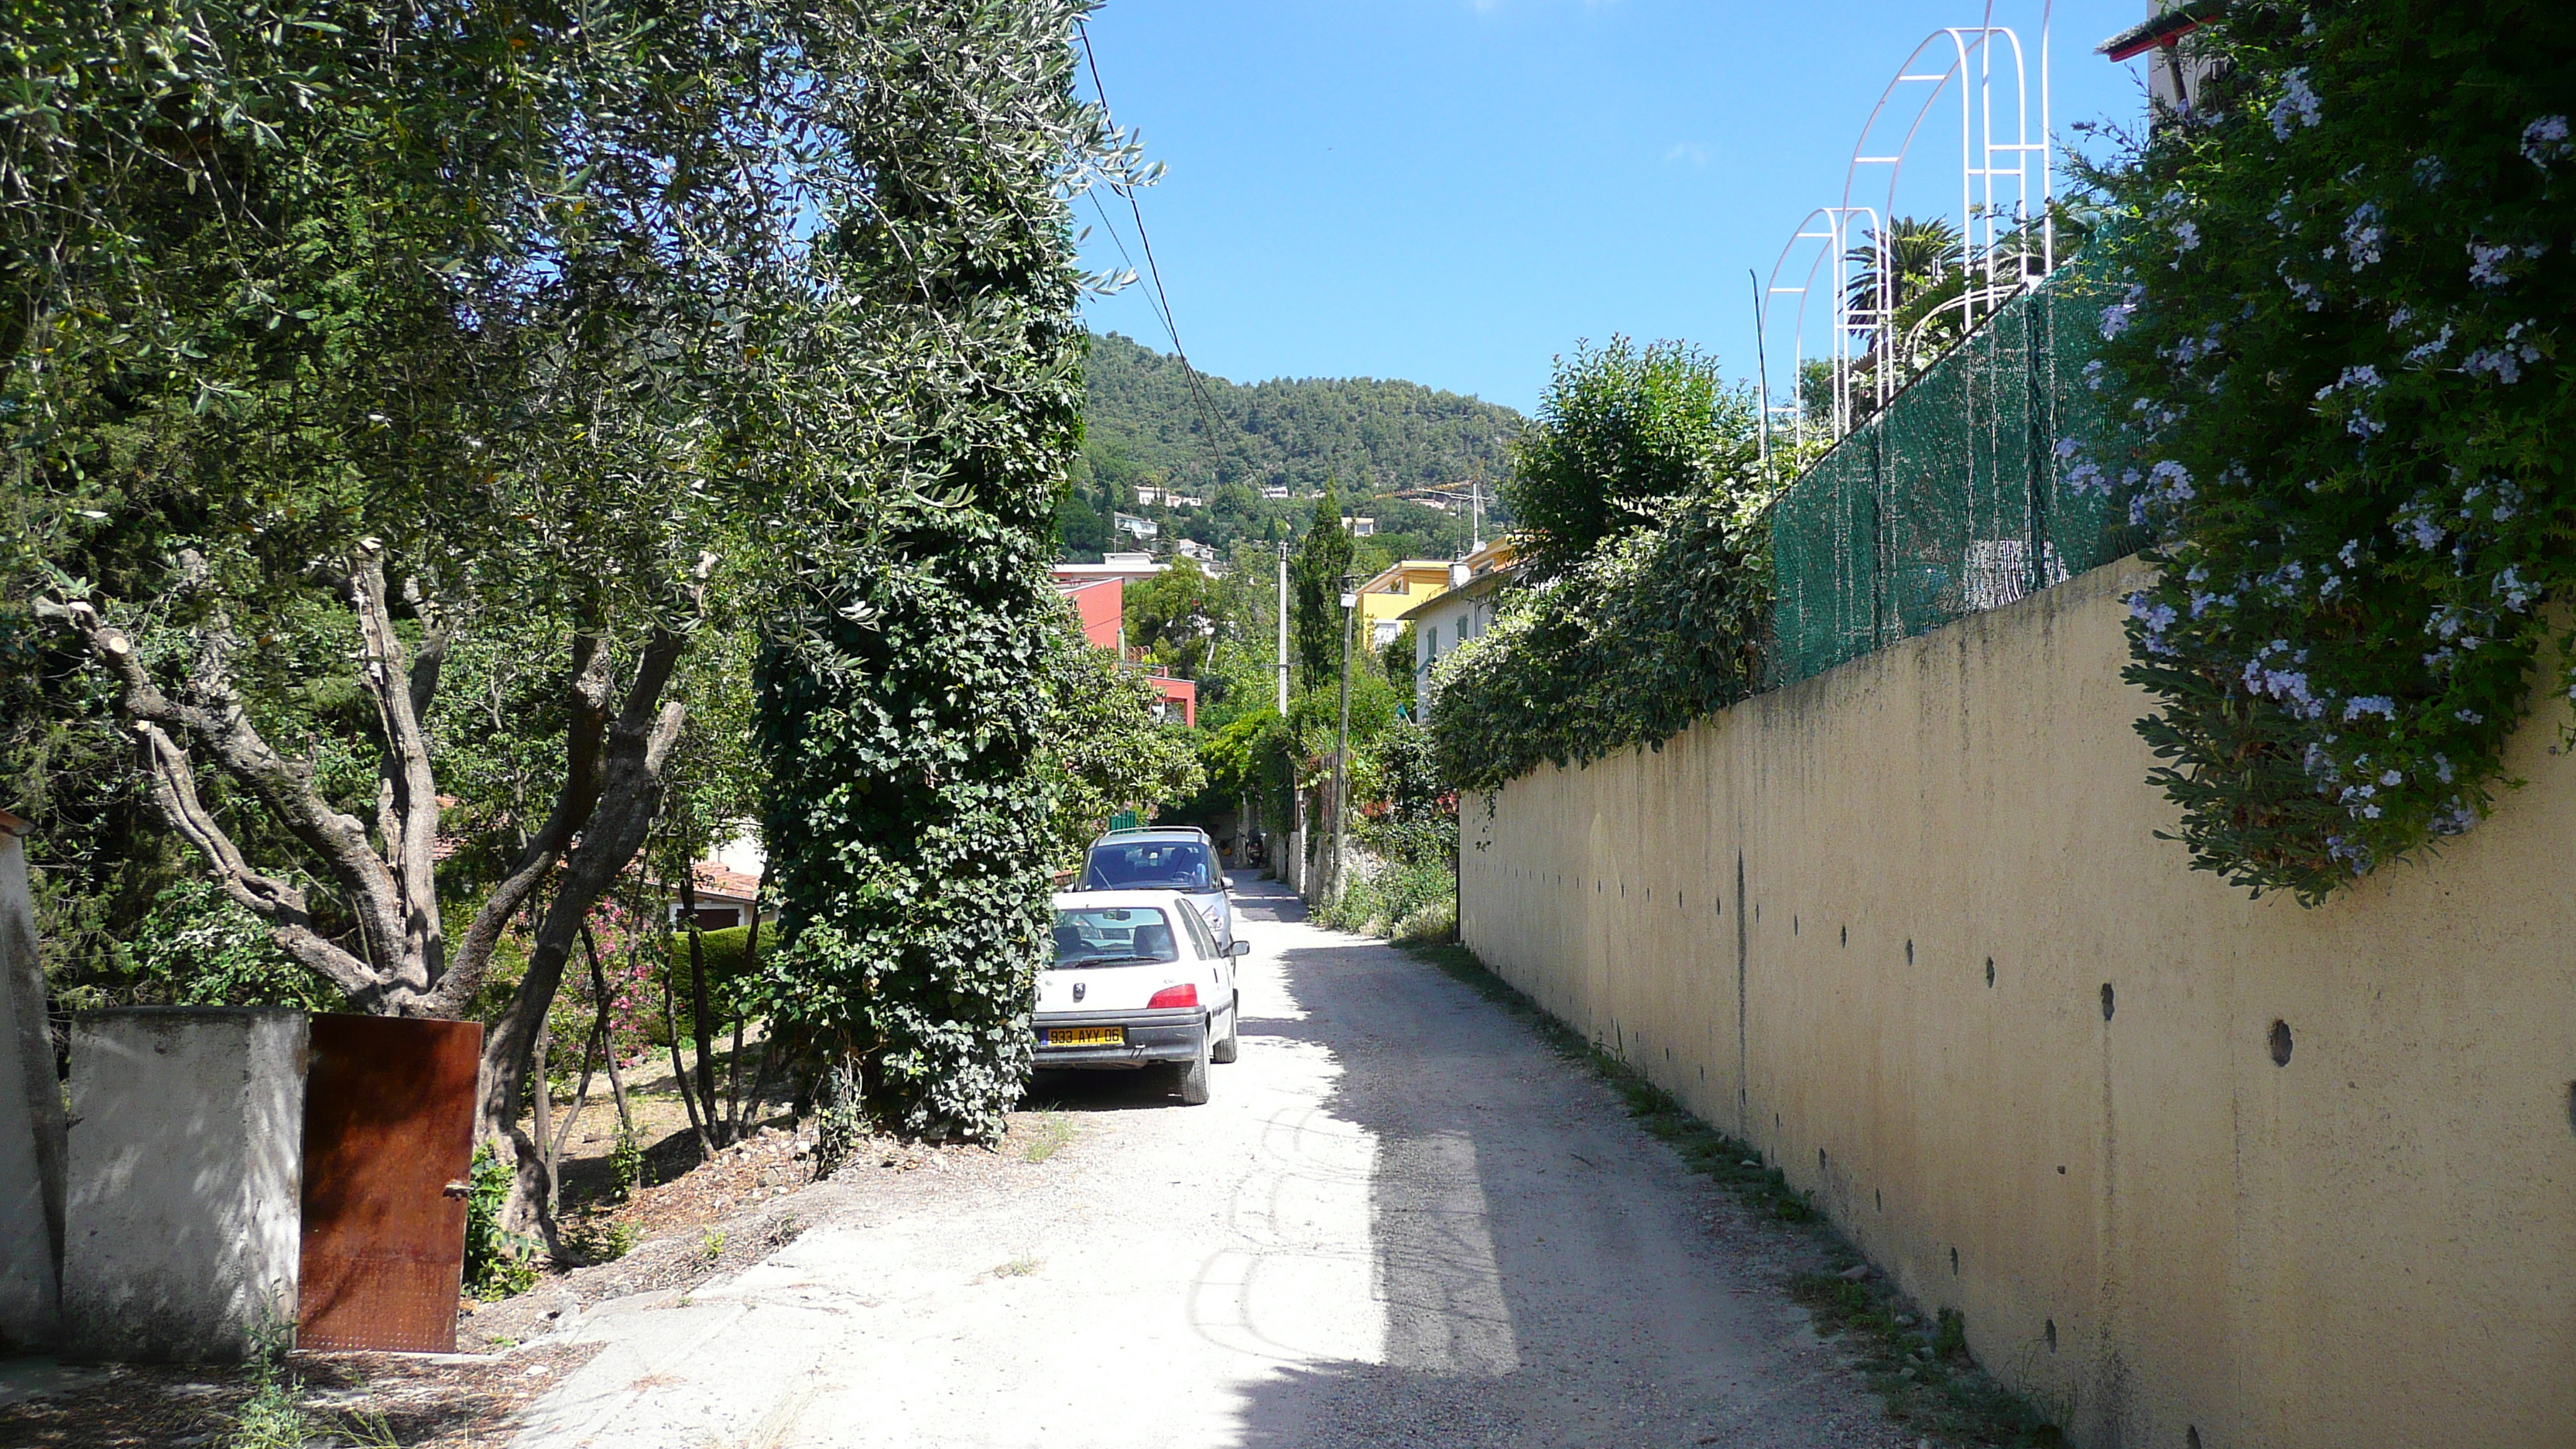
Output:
top-left (1211, 930), bottom-right (1911, 1449)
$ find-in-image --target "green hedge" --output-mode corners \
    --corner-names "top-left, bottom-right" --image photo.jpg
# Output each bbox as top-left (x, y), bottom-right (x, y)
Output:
top-left (666, 923), bottom-right (769, 1020)
top-left (1428, 488), bottom-right (1770, 793)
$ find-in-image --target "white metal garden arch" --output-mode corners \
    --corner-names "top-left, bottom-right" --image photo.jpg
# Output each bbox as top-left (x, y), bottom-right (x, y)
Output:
top-left (1757, 2), bottom-right (2056, 448)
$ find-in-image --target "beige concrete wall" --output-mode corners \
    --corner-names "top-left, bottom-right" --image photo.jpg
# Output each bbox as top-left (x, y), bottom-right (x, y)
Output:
top-left (1460, 557), bottom-right (2576, 1449)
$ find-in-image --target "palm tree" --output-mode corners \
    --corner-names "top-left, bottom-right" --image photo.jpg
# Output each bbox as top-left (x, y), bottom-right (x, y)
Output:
top-left (1842, 216), bottom-right (1966, 325)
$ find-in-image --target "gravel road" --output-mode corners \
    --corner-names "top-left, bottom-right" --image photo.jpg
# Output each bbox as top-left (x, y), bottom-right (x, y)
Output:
top-left (509, 879), bottom-right (1908, 1449)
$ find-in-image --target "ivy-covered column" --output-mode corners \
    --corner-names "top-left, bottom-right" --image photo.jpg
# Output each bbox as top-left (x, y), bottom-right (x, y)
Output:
top-left (755, 1), bottom-right (1094, 1141)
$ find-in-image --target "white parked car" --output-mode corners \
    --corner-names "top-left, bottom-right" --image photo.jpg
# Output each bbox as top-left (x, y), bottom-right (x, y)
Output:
top-left (1035, 889), bottom-right (1248, 1105)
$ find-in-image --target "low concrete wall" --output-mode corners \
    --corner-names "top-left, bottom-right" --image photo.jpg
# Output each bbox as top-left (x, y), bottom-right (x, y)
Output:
top-left (0, 811), bottom-right (66, 1348)
top-left (62, 1009), bottom-right (308, 1363)
top-left (1460, 557), bottom-right (2576, 1449)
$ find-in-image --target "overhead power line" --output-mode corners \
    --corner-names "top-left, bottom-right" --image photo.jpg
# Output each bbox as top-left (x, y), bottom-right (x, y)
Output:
top-left (1074, 21), bottom-right (1234, 494)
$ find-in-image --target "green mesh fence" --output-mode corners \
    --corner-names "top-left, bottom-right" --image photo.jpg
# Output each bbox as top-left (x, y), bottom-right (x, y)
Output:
top-left (1768, 259), bottom-right (2142, 688)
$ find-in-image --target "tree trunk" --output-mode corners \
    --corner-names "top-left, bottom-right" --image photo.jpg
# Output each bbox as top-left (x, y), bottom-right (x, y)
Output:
top-left (677, 868), bottom-right (724, 1147)
top-left (724, 858), bottom-right (769, 1132)
top-left (663, 963), bottom-right (715, 1161)
top-left (530, 1026), bottom-right (554, 1218)
top-left (580, 922), bottom-right (635, 1140)
top-left (475, 635), bottom-right (689, 1241)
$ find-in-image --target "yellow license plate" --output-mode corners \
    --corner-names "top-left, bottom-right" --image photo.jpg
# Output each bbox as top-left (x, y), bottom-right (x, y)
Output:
top-left (1046, 1026), bottom-right (1122, 1046)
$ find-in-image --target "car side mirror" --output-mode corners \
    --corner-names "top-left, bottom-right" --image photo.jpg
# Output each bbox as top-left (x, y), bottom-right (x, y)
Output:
top-left (1227, 940), bottom-right (1251, 957)
top-left (1221, 875), bottom-right (1235, 890)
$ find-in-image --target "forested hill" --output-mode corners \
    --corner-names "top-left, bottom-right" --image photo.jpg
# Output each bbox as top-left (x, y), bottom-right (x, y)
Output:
top-left (1072, 332), bottom-right (1523, 559)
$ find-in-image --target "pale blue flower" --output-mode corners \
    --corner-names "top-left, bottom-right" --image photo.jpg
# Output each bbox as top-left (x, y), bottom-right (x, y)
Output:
top-left (2523, 115), bottom-right (2571, 168)
top-left (2403, 324), bottom-right (2454, 365)
top-left (2342, 204), bottom-right (2383, 269)
top-left (2269, 70), bottom-right (2322, 139)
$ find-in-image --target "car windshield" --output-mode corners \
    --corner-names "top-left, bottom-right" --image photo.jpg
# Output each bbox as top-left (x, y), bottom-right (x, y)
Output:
top-left (1084, 839), bottom-right (1217, 892)
top-left (1051, 906), bottom-right (1182, 968)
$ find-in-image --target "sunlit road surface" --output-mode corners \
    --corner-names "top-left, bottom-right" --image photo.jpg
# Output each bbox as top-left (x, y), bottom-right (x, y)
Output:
top-left (510, 879), bottom-right (1903, 1449)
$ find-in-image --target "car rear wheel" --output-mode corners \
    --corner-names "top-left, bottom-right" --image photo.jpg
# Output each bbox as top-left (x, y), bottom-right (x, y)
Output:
top-left (1175, 1029), bottom-right (1211, 1105)
top-left (1210, 993), bottom-right (1240, 1064)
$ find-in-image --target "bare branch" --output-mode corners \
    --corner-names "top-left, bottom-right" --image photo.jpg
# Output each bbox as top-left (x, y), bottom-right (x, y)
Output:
top-left (409, 617), bottom-right (452, 725)
top-left (129, 721), bottom-right (385, 1007)
top-left (39, 595), bottom-right (411, 999)
top-left (348, 550), bottom-right (445, 998)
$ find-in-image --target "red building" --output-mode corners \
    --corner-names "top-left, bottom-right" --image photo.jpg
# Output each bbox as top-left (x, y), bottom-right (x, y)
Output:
top-left (1059, 574), bottom-right (1125, 650)
top-left (1052, 558), bottom-right (1197, 727)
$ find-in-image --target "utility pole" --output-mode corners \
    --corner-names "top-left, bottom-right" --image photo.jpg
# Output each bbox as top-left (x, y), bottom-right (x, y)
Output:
top-left (1278, 540), bottom-right (1300, 890)
top-left (1275, 540), bottom-right (1290, 714)
top-left (1751, 269), bottom-right (1772, 474)
top-left (1331, 574), bottom-right (1358, 906)
top-left (1471, 478), bottom-right (1483, 551)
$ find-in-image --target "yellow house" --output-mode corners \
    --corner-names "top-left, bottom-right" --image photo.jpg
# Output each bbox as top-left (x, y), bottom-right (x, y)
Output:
top-left (1351, 560), bottom-right (1460, 651)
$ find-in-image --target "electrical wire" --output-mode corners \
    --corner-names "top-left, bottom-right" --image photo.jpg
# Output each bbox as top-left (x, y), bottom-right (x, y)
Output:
top-left (1075, 21), bottom-right (1235, 494)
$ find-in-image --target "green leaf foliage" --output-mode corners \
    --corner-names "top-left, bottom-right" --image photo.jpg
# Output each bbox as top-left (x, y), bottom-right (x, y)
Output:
top-left (1502, 337), bottom-right (1759, 582)
top-left (1123, 558), bottom-right (1225, 678)
top-left (1432, 340), bottom-right (1773, 792)
top-left (1429, 489), bottom-right (1772, 792)
top-left (754, 0), bottom-right (1104, 1143)
top-left (2081, 1), bottom-right (2576, 901)
top-left (1291, 492), bottom-right (1356, 683)
top-left (1039, 632), bottom-right (1208, 868)
top-left (127, 877), bottom-right (340, 1012)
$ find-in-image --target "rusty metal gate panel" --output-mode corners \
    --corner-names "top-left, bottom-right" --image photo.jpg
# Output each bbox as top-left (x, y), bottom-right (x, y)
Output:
top-left (297, 1014), bottom-right (481, 1353)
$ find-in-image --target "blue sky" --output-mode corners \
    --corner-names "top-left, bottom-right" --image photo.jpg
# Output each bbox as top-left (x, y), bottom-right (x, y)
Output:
top-left (1074, 0), bottom-right (2162, 414)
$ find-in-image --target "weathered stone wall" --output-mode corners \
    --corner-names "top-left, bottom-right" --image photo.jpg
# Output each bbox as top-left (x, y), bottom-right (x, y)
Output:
top-left (62, 1009), bottom-right (308, 1363)
top-left (0, 812), bottom-right (66, 1348)
top-left (1460, 557), bottom-right (2576, 1449)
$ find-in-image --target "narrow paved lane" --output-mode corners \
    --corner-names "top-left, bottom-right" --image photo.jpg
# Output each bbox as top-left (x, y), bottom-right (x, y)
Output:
top-left (512, 879), bottom-right (1903, 1448)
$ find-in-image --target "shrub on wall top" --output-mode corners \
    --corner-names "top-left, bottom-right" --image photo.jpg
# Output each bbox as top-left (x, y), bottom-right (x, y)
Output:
top-left (2075, 0), bottom-right (2576, 902)
top-left (1430, 485), bottom-right (1771, 793)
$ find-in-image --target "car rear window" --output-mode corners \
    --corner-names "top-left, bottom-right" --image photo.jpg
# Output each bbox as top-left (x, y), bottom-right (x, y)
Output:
top-left (1051, 906), bottom-right (1181, 968)
top-left (1084, 839), bottom-right (1217, 892)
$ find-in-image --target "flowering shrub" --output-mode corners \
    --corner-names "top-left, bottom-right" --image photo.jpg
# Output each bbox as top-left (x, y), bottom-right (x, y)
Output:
top-left (546, 899), bottom-right (659, 1078)
top-left (2075, 2), bottom-right (2576, 901)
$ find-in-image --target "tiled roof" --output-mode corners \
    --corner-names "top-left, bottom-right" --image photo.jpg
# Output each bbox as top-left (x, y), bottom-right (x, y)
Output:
top-left (690, 861), bottom-right (762, 902)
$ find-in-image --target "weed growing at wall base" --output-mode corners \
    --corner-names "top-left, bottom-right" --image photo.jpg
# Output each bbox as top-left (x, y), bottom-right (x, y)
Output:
top-left (1315, 856), bottom-right (1458, 944)
top-left (1401, 940), bottom-right (2069, 1447)
top-left (464, 1142), bottom-right (542, 1300)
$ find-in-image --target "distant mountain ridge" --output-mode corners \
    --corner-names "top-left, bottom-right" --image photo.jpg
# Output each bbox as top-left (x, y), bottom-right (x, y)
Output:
top-left (1079, 331), bottom-right (1523, 505)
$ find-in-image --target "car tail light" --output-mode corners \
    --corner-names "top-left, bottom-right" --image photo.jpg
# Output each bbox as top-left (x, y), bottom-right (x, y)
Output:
top-left (1147, 983), bottom-right (1199, 1009)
